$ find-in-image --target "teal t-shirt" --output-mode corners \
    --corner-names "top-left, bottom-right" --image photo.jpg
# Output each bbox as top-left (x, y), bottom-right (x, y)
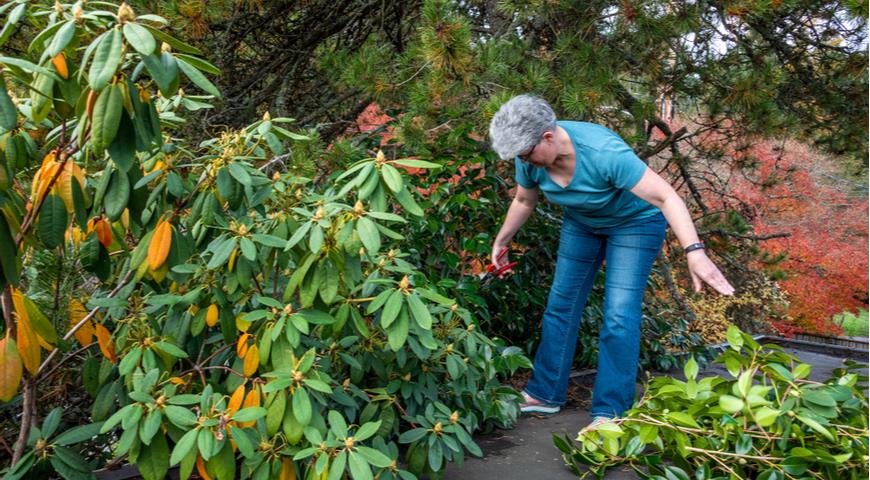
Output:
top-left (514, 121), bottom-right (659, 228)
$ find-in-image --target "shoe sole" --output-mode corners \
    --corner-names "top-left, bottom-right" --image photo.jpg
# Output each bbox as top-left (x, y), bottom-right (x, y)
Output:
top-left (520, 405), bottom-right (560, 414)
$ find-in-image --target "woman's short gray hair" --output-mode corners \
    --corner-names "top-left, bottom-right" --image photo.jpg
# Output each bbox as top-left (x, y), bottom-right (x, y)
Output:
top-left (488, 94), bottom-right (557, 160)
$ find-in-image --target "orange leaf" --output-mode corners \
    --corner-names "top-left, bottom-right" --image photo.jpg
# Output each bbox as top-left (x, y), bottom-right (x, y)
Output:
top-left (0, 333), bottom-right (23, 401)
top-left (243, 344), bottom-right (259, 377)
top-left (236, 334), bottom-right (250, 359)
top-left (86, 90), bottom-right (98, 120)
top-left (69, 299), bottom-right (95, 348)
top-left (95, 217), bottom-right (113, 248)
top-left (94, 323), bottom-right (117, 364)
top-left (206, 304), bottom-right (219, 328)
top-left (195, 455), bottom-right (212, 480)
top-left (11, 290), bottom-right (39, 375)
top-left (280, 458), bottom-right (297, 480)
top-left (147, 219), bottom-right (172, 270)
top-left (227, 384), bottom-right (245, 418)
top-left (30, 151), bottom-right (57, 198)
top-left (51, 53), bottom-right (69, 80)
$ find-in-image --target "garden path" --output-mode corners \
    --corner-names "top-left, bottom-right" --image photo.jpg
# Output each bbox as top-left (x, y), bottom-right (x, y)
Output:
top-left (445, 345), bottom-right (867, 479)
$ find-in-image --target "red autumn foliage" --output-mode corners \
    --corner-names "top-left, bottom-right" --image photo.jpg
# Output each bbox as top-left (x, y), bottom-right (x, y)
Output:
top-left (671, 121), bottom-right (869, 336)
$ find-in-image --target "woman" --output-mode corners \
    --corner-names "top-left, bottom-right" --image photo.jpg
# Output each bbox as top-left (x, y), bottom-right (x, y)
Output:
top-left (488, 94), bottom-right (734, 429)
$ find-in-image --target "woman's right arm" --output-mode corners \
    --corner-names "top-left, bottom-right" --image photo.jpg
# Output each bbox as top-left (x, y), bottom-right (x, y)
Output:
top-left (491, 185), bottom-right (539, 268)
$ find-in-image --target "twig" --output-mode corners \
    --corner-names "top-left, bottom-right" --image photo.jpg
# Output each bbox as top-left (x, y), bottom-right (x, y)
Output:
top-left (347, 297), bottom-right (376, 303)
top-left (685, 446), bottom-right (782, 461)
top-left (35, 269), bottom-right (134, 376)
top-left (35, 342), bottom-right (98, 386)
top-left (11, 379), bottom-right (35, 467)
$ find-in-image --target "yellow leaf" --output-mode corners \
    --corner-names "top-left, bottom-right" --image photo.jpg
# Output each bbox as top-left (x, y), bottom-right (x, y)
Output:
top-left (120, 208), bottom-right (130, 230)
top-left (70, 299), bottom-right (95, 348)
top-left (280, 458), bottom-right (297, 480)
top-left (239, 386), bottom-right (260, 428)
top-left (243, 344), bottom-right (259, 377)
top-left (0, 333), bottom-right (23, 402)
top-left (227, 384), bottom-right (245, 418)
top-left (94, 323), bottom-right (117, 364)
top-left (206, 304), bottom-right (219, 328)
top-left (65, 225), bottom-right (84, 246)
top-left (227, 247), bottom-right (237, 272)
top-left (54, 160), bottom-right (85, 213)
top-left (11, 289), bottom-right (39, 375)
top-left (147, 219), bottom-right (172, 270)
top-left (149, 260), bottom-right (169, 283)
top-left (235, 314), bottom-right (251, 332)
top-left (236, 334), bottom-right (250, 359)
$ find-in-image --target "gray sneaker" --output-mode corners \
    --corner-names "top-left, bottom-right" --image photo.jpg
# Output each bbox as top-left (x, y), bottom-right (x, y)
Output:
top-left (519, 390), bottom-right (560, 414)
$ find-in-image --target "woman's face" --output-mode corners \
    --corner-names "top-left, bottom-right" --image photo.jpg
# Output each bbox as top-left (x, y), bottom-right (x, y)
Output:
top-left (518, 131), bottom-right (556, 168)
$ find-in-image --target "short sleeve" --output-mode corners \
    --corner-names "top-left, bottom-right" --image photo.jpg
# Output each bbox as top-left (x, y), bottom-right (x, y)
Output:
top-left (514, 156), bottom-right (538, 189)
top-left (598, 137), bottom-right (648, 190)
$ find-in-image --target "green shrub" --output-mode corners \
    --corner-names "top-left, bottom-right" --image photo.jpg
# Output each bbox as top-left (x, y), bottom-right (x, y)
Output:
top-left (834, 308), bottom-right (869, 337)
top-left (555, 325), bottom-right (869, 480)
top-left (0, 3), bottom-right (529, 480)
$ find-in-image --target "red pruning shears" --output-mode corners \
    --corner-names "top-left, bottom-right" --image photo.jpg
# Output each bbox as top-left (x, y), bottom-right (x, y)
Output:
top-left (482, 247), bottom-right (518, 285)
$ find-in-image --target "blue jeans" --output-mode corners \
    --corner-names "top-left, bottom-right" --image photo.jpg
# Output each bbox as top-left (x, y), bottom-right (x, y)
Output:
top-left (524, 212), bottom-right (666, 418)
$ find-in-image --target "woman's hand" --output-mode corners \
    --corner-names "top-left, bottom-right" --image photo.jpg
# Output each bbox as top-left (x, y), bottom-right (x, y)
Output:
top-left (491, 241), bottom-right (511, 270)
top-left (687, 250), bottom-right (735, 295)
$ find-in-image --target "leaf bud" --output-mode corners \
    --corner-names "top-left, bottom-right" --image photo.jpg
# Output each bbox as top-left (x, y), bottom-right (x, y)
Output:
top-left (72, 2), bottom-right (84, 21)
top-left (354, 200), bottom-right (365, 215)
top-left (117, 2), bottom-right (136, 22)
top-left (161, 42), bottom-right (172, 53)
top-left (375, 150), bottom-right (386, 165)
top-left (313, 207), bottom-right (325, 221)
top-left (263, 111), bottom-right (271, 121)
top-left (398, 276), bottom-right (410, 290)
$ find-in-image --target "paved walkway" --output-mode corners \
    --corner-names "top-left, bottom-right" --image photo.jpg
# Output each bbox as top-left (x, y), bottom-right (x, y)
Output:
top-left (446, 346), bottom-right (867, 479)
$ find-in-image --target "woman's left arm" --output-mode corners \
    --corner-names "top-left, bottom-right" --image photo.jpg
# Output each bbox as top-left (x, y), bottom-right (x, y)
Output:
top-left (630, 168), bottom-right (735, 296)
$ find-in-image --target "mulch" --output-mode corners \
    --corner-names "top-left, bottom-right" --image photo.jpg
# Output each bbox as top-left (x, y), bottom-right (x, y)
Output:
top-left (505, 371), bottom-right (595, 410)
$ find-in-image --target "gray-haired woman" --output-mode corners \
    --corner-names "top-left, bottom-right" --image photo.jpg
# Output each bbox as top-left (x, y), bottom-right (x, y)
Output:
top-left (488, 94), bottom-right (733, 430)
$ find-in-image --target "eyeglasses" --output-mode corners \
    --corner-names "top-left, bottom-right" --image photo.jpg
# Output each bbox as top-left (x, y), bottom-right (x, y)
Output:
top-left (518, 143), bottom-right (537, 163)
